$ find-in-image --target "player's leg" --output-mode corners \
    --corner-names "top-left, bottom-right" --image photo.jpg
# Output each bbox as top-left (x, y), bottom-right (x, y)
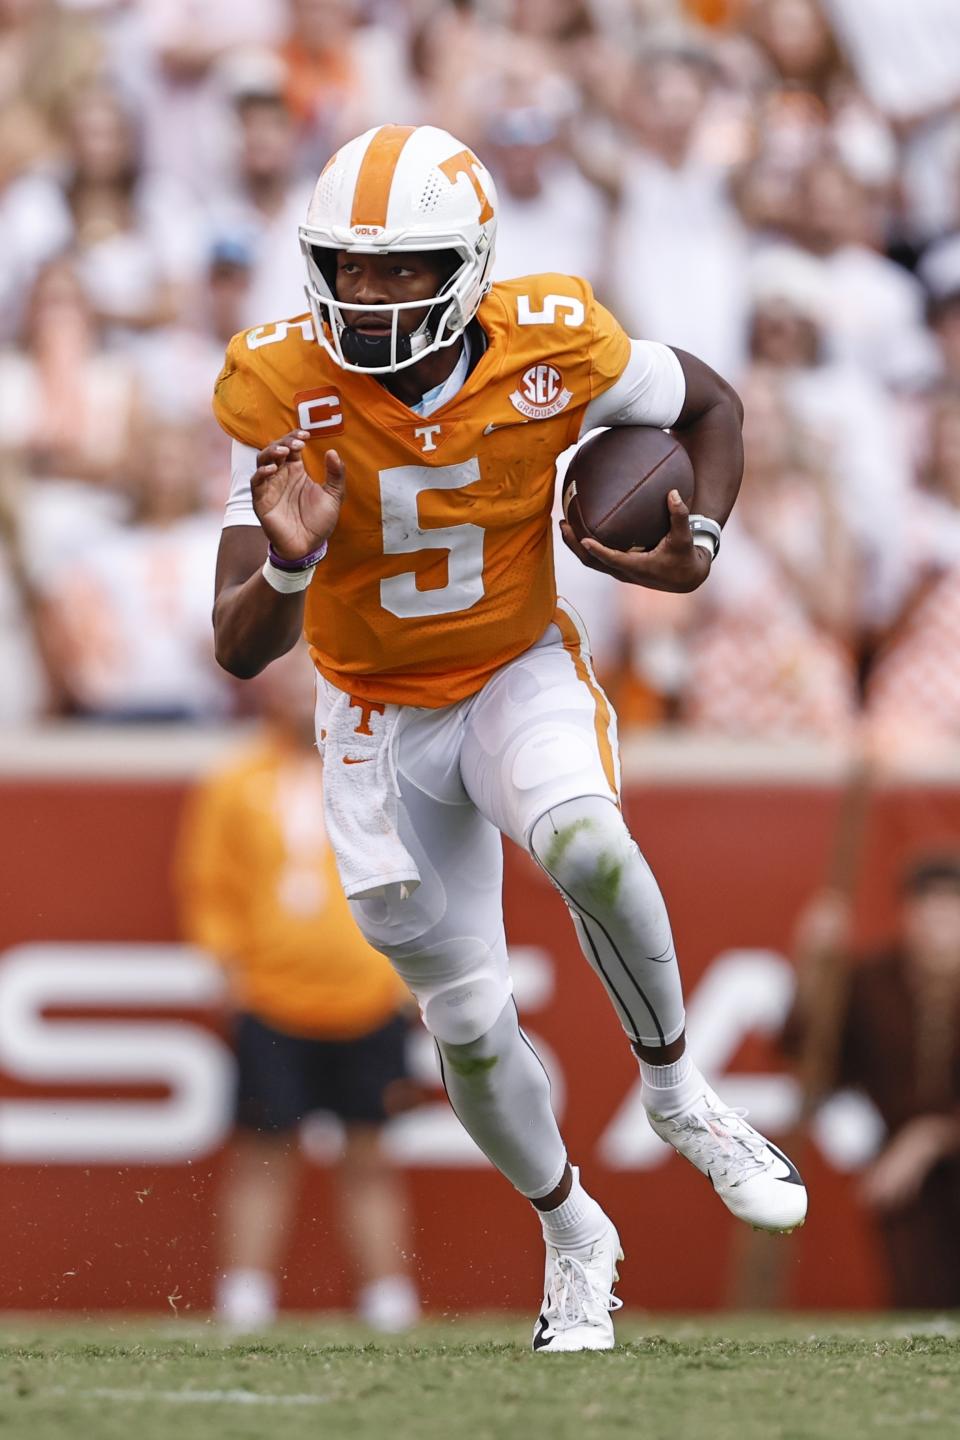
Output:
top-left (349, 760), bottom-right (568, 1201)
top-left (463, 607), bottom-right (687, 1048)
top-left (215, 1014), bottom-right (307, 1329)
top-left (530, 790), bottom-right (806, 1232)
top-left (345, 709), bottom-right (620, 1350)
top-left (463, 605), bottom-right (807, 1235)
top-left (328, 1012), bottom-right (420, 1331)
top-left (531, 794), bottom-right (685, 1051)
top-left (317, 681), bottom-right (571, 1203)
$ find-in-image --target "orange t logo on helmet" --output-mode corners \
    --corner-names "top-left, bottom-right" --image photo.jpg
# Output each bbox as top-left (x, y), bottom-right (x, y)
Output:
top-left (438, 148), bottom-right (495, 224)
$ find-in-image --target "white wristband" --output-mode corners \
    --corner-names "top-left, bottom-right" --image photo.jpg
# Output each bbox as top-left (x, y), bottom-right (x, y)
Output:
top-left (689, 515), bottom-right (721, 562)
top-left (261, 557), bottom-right (318, 593)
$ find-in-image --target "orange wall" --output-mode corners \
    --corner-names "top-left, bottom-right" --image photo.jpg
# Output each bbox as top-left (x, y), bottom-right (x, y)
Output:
top-left (1, 776), bottom-right (957, 1313)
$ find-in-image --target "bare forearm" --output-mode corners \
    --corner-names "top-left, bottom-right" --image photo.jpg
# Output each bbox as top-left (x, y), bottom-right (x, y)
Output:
top-left (214, 515), bottom-right (308, 682)
top-left (212, 436), bottom-right (345, 678)
top-left (671, 348), bottom-right (744, 526)
top-left (213, 570), bottom-right (305, 678)
top-left (677, 396), bottom-right (744, 525)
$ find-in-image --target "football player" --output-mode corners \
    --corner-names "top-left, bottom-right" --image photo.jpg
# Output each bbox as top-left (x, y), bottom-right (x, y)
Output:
top-left (212, 124), bottom-right (807, 1351)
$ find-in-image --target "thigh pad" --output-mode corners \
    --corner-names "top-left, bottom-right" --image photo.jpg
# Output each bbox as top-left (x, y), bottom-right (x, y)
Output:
top-left (460, 609), bottom-right (620, 847)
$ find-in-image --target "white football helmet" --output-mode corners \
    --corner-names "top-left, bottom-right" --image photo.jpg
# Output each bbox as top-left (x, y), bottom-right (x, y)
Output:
top-left (299, 124), bottom-right (498, 373)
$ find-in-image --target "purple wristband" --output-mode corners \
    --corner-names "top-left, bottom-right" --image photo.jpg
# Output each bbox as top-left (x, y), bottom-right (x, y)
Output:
top-left (267, 540), bottom-right (328, 572)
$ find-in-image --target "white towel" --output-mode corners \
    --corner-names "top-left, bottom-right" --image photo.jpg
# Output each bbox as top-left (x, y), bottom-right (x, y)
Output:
top-left (320, 686), bottom-right (421, 901)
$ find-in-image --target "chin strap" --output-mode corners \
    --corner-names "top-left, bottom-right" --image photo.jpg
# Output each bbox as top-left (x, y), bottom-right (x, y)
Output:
top-left (337, 286), bottom-right (462, 370)
top-left (340, 327), bottom-right (407, 368)
top-left (339, 316), bottom-right (435, 370)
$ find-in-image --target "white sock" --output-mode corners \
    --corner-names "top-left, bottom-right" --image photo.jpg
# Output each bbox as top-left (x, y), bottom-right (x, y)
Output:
top-left (537, 1166), bottom-right (611, 1260)
top-left (639, 1053), bottom-right (703, 1118)
top-left (357, 1275), bottom-right (420, 1332)
top-left (214, 1267), bottom-right (278, 1331)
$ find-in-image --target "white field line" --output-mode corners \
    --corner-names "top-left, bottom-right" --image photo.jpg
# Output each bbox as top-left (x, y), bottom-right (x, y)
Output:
top-left (42, 1386), bottom-right (329, 1407)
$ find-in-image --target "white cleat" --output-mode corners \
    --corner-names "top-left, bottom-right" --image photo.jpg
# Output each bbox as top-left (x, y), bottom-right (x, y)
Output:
top-left (645, 1081), bottom-right (808, 1234)
top-left (532, 1221), bottom-right (624, 1353)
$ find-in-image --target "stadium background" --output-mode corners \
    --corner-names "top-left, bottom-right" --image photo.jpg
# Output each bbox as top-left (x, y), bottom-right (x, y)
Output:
top-left (2, 0), bottom-right (960, 1317)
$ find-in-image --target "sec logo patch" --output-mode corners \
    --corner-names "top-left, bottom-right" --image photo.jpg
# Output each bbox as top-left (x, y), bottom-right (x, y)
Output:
top-left (510, 363), bottom-right (572, 420)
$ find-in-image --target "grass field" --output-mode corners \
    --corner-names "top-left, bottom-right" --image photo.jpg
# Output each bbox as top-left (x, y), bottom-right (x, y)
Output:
top-left (3, 1315), bottom-right (959, 1440)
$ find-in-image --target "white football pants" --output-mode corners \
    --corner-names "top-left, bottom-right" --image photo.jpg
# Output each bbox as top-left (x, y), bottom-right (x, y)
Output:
top-left (316, 605), bottom-right (686, 1199)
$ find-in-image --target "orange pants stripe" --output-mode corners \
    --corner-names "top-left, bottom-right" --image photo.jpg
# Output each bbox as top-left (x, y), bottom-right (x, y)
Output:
top-left (552, 605), bottom-right (619, 800)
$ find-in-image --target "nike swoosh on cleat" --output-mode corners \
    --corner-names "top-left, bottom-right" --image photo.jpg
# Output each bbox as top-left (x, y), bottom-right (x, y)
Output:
top-left (766, 1143), bottom-right (805, 1186)
top-left (533, 1315), bottom-right (554, 1350)
top-left (342, 757), bottom-right (372, 765)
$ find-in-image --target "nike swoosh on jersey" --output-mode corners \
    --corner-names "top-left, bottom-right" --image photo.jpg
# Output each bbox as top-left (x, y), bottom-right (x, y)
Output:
top-left (342, 756), bottom-right (373, 765)
top-left (482, 420), bottom-right (528, 435)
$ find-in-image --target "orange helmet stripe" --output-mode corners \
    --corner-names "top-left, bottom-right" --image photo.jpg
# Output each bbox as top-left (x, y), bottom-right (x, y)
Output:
top-left (350, 125), bottom-right (416, 228)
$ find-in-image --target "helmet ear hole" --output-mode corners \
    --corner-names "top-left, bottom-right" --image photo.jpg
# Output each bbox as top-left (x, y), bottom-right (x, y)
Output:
top-left (311, 244), bottom-right (338, 293)
top-left (434, 249), bottom-right (464, 293)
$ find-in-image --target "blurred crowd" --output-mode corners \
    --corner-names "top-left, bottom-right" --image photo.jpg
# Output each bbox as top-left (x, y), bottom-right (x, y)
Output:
top-left (4, 0), bottom-right (960, 760)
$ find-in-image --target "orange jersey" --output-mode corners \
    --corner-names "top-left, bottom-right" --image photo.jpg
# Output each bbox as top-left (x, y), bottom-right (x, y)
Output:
top-left (213, 274), bottom-right (630, 707)
top-left (174, 737), bottom-right (411, 1039)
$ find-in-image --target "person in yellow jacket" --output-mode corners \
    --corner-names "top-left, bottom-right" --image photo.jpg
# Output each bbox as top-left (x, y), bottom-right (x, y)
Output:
top-left (175, 644), bottom-right (419, 1332)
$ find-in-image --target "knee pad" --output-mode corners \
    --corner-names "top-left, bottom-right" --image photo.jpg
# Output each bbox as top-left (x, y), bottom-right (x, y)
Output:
top-left (411, 939), bottom-right (513, 1046)
top-left (349, 866), bottom-right (448, 953)
top-left (530, 794), bottom-right (635, 907)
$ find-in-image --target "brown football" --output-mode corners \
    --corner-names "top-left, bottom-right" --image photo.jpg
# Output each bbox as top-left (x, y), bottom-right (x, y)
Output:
top-left (562, 426), bottom-right (695, 554)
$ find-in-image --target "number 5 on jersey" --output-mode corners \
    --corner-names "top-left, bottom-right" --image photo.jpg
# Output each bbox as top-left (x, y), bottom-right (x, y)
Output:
top-left (379, 460), bottom-right (484, 619)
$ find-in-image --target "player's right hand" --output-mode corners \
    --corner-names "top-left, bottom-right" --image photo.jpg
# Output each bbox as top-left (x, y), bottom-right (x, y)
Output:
top-left (251, 431), bottom-right (346, 561)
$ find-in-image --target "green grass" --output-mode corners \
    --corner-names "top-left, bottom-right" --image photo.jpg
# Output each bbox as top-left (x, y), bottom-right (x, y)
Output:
top-left (2, 1316), bottom-right (959, 1440)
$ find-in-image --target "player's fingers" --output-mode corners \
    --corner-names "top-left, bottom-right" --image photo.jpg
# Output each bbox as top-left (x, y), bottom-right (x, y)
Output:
top-left (580, 533), bottom-right (652, 573)
top-left (560, 520), bottom-right (613, 573)
top-left (666, 489), bottom-right (693, 547)
top-left (321, 450), bottom-right (346, 509)
top-left (323, 448), bottom-right (345, 490)
top-left (559, 519), bottom-right (583, 555)
top-left (250, 462), bottom-right (278, 487)
top-left (255, 445), bottom-right (292, 469)
top-left (255, 431), bottom-right (309, 467)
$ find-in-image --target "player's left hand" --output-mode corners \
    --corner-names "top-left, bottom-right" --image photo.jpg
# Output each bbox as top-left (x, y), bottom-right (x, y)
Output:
top-left (560, 489), bottom-right (712, 593)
